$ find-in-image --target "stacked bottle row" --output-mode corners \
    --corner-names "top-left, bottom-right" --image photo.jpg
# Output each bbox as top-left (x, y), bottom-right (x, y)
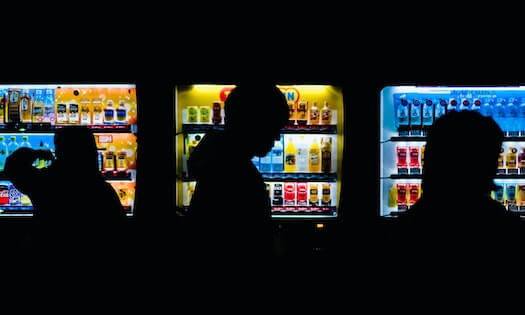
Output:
top-left (394, 91), bottom-right (525, 137)
top-left (387, 182), bottom-right (422, 212)
top-left (185, 134), bottom-right (336, 175)
top-left (182, 181), bottom-right (336, 211)
top-left (492, 182), bottom-right (525, 212)
top-left (182, 100), bottom-right (335, 126)
top-left (0, 86), bottom-right (137, 126)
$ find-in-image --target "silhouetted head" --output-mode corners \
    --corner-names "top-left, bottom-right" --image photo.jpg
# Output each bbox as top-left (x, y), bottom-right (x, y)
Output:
top-left (54, 126), bottom-right (99, 174)
top-left (224, 84), bottom-right (289, 157)
top-left (422, 110), bottom-right (503, 199)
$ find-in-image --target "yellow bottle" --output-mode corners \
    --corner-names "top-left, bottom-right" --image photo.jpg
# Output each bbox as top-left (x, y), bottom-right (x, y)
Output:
top-left (309, 183), bottom-right (319, 206)
top-left (506, 147), bottom-right (517, 169)
top-left (284, 138), bottom-right (297, 173)
top-left (80, 97), bottom-right (91, 125)
top-left (322, 183), bottom-right (331, 205)
top-left (309, 137), bottom-right (321, 172)
top-left (388, 185), bottom-right (398, 208)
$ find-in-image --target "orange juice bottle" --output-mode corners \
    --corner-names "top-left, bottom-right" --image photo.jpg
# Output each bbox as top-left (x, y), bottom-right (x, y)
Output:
top-left (309, 137), bottom-right (321, 172)
top-left (321, 183), bottom-right (331, 205)
top-left (284, 138), bottom-right (297, 173)
top-left (309, 183), bottom-right (319, 206)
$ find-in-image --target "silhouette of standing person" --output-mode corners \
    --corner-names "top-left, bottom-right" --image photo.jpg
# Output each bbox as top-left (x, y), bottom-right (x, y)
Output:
top-left (4, 127), bottom-right (126, 266)
top-left (392, 110), bottom-right (523, 268)
top-left (186, 84), bottom-right (289, 266)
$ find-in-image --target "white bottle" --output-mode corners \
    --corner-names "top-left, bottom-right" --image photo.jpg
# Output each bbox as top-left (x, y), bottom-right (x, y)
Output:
top-left (295, 135), bottom-right (309, 173)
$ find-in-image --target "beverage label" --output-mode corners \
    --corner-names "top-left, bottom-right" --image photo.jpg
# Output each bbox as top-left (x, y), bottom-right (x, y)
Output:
top-left (8, 184), bottom-right (21, 206)
top-left (92, 99), bottom-right (103, 125)
top-left (56, 104), bottom-right (68, 124)
top-left (410, 99), bottom-right (422, 126)
top-left (309, 183), bottom-right (319, 206)
top-left (397, 146), bottom-right (408, 168)
top-left (296, 183), bottom-right (308, 206)
top-left (422, 99), bottom-right (434, 126)
top-left (104, 101), bottom-right (115, 124)
top-left (396, 184), bottom-right (408, 206)
top-left (285, 153), bottom-right (296, 168)
top-left (506, 184), bottom-right (516, 205)
top-left (409, 184), bottom-right (420, 205)
top-left (199, 106), bottom-right (210, 123)
top-left (435, 99), bottom-right (447, 119)
top-left (212, 102), bottom-right (222, 125)
top-left (284, 183), bottom-right (296, 206)
top-left (321, 183), bottom-right (331, 205)
top-left (104, 152), bottom-right (115, 172)
top-left (409, 146), bottom-right (420, 168)
top-left (69, 104), bottom-right (79, 124)
top-left (272, 183), bottom-right (283, 206)
top-left (188, 106), bottom-right (198, 123)
top-left (0, 185), bottom-right (8, 205)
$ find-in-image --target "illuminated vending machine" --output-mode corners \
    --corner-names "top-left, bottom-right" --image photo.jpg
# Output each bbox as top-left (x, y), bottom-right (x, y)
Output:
top-left (175, 84), bottom-right (344, 221)
top-left (0, 84), bottom-right (138, 217)
top-left (380, 86), bottom-right (525, 217)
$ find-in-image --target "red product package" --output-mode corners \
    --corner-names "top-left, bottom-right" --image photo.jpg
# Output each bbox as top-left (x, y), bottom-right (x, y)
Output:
top-left (0, 184), bottom-right (9, 205)
top-left (296, 182), bottom-right (307, 206)
top-left (284, 183), bottom-right (296, 206)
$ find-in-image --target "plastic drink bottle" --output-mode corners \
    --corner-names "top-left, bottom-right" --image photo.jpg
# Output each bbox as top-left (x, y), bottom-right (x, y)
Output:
top-left (284, 138), bottom-right (297, 173)
top-left (308, 138), bottom-right (321, 172)
top-left (271, 139), bottom-right (283, 172)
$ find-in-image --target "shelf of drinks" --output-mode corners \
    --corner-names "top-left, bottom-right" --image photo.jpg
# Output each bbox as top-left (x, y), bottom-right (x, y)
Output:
top-left (0, 171), bottom-right (133, 182)
top-left (0, 205), bottom-right (132, 215)
top-left (102, 171), bottom-right (133, 181)
top-left (389, 173), bottom-right (525, 179)
top-left (181, 124), bottom-right (337, 134)
top-left (180, 173), bottom-right (337, 182)
top-left (0, 123), bottom-right (136, 133)
top-left (389, 136), bottom-right (525, 142)
top-left (177, 205), bottom-right (336, 216)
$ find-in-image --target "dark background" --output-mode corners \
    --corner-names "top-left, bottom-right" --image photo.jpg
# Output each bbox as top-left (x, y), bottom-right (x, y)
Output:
top-left (2, 21), bottom-right (525, 261)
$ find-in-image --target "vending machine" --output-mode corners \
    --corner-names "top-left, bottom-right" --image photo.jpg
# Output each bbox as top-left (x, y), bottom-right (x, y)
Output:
top-left (0, 84), bottom-right (138, 217)
top-left (174, 84), bottom-right (344, 221)
top-left (380, 86), bottom-right (525, 217)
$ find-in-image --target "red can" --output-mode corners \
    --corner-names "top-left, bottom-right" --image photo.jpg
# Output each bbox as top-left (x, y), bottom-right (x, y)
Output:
top-left (0, 184), bottom-right (9, 205)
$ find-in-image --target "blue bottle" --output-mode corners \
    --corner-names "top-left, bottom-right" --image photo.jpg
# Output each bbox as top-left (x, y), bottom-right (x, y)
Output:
top-left (271, 139), bottom-right (284, 172)
top-left (459, 98), bottom-right (471, 111)
top-left (394, 96), bottom-right (409, 130)
top-left (507, 97), bottom-right (520, 136)
top-left (260, 152), bottom-right (272, 173)
top-left (481, 98), bottom-right (494, 118)
top-left (519, 97), bottom-right (525, 136)
top-left (0, 136), bottom-right (7, 171)
top-left (409, 98), bottom-right (422, 134)
top-left (494, 98), bottom-right (507, 135)
top-left (435, 99), bottom-right (447, 120)
top-left (422, 99), bottom-right (434, 127)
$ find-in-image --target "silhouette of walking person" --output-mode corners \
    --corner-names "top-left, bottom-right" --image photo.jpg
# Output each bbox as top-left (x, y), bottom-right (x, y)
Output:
top-left (186, 84), bottom-right (289, 266)
top-left (393, 110), bottom-right (523, 268)
top-left (4, 126), bottom-right (126, 267)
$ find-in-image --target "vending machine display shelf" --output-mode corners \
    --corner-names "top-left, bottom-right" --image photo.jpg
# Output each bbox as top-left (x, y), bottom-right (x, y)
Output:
top-left (181, 173), bottom-right (337, 182)
top-left (0, 206), bottom-right (33, 212)
top-left (103, 172), bottom-right (133, 181)
top-left (181, 124), bottom-right (337, 134)
top-left (271, 206), bottom-right (336, 214)
top-left (389, 136), bottom-right (525, 142)
top-left (0, 123), bottom-right (134, 133)
top-left (389, 174), bottom-right (525, 179)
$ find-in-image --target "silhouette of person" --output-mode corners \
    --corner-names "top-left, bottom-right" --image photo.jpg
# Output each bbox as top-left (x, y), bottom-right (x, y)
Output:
top-left (186, 84), bottom-right (289, 266)
top-left (4, 126), bottom-right (126, 265)
top-left (391, 110), bottom-right (523, 269)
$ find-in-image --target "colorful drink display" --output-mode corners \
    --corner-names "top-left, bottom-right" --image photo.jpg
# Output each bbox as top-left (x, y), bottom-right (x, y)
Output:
top-left (0, 84), bottom-right (138, 216)
top-left (382, 87), bottom-right (525, 217)
top-left (0, 85), bottom-right (137, 126)
top-left (176, 85), bottom-right (344, 218)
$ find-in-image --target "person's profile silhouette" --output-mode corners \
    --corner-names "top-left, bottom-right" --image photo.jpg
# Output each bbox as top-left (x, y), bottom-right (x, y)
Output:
top-left (186, 84), bottom-right (289, 264)
top-left (4, 126), bottom-right (126, 263)
top-left (394, 110), bottom-right (523, 263)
